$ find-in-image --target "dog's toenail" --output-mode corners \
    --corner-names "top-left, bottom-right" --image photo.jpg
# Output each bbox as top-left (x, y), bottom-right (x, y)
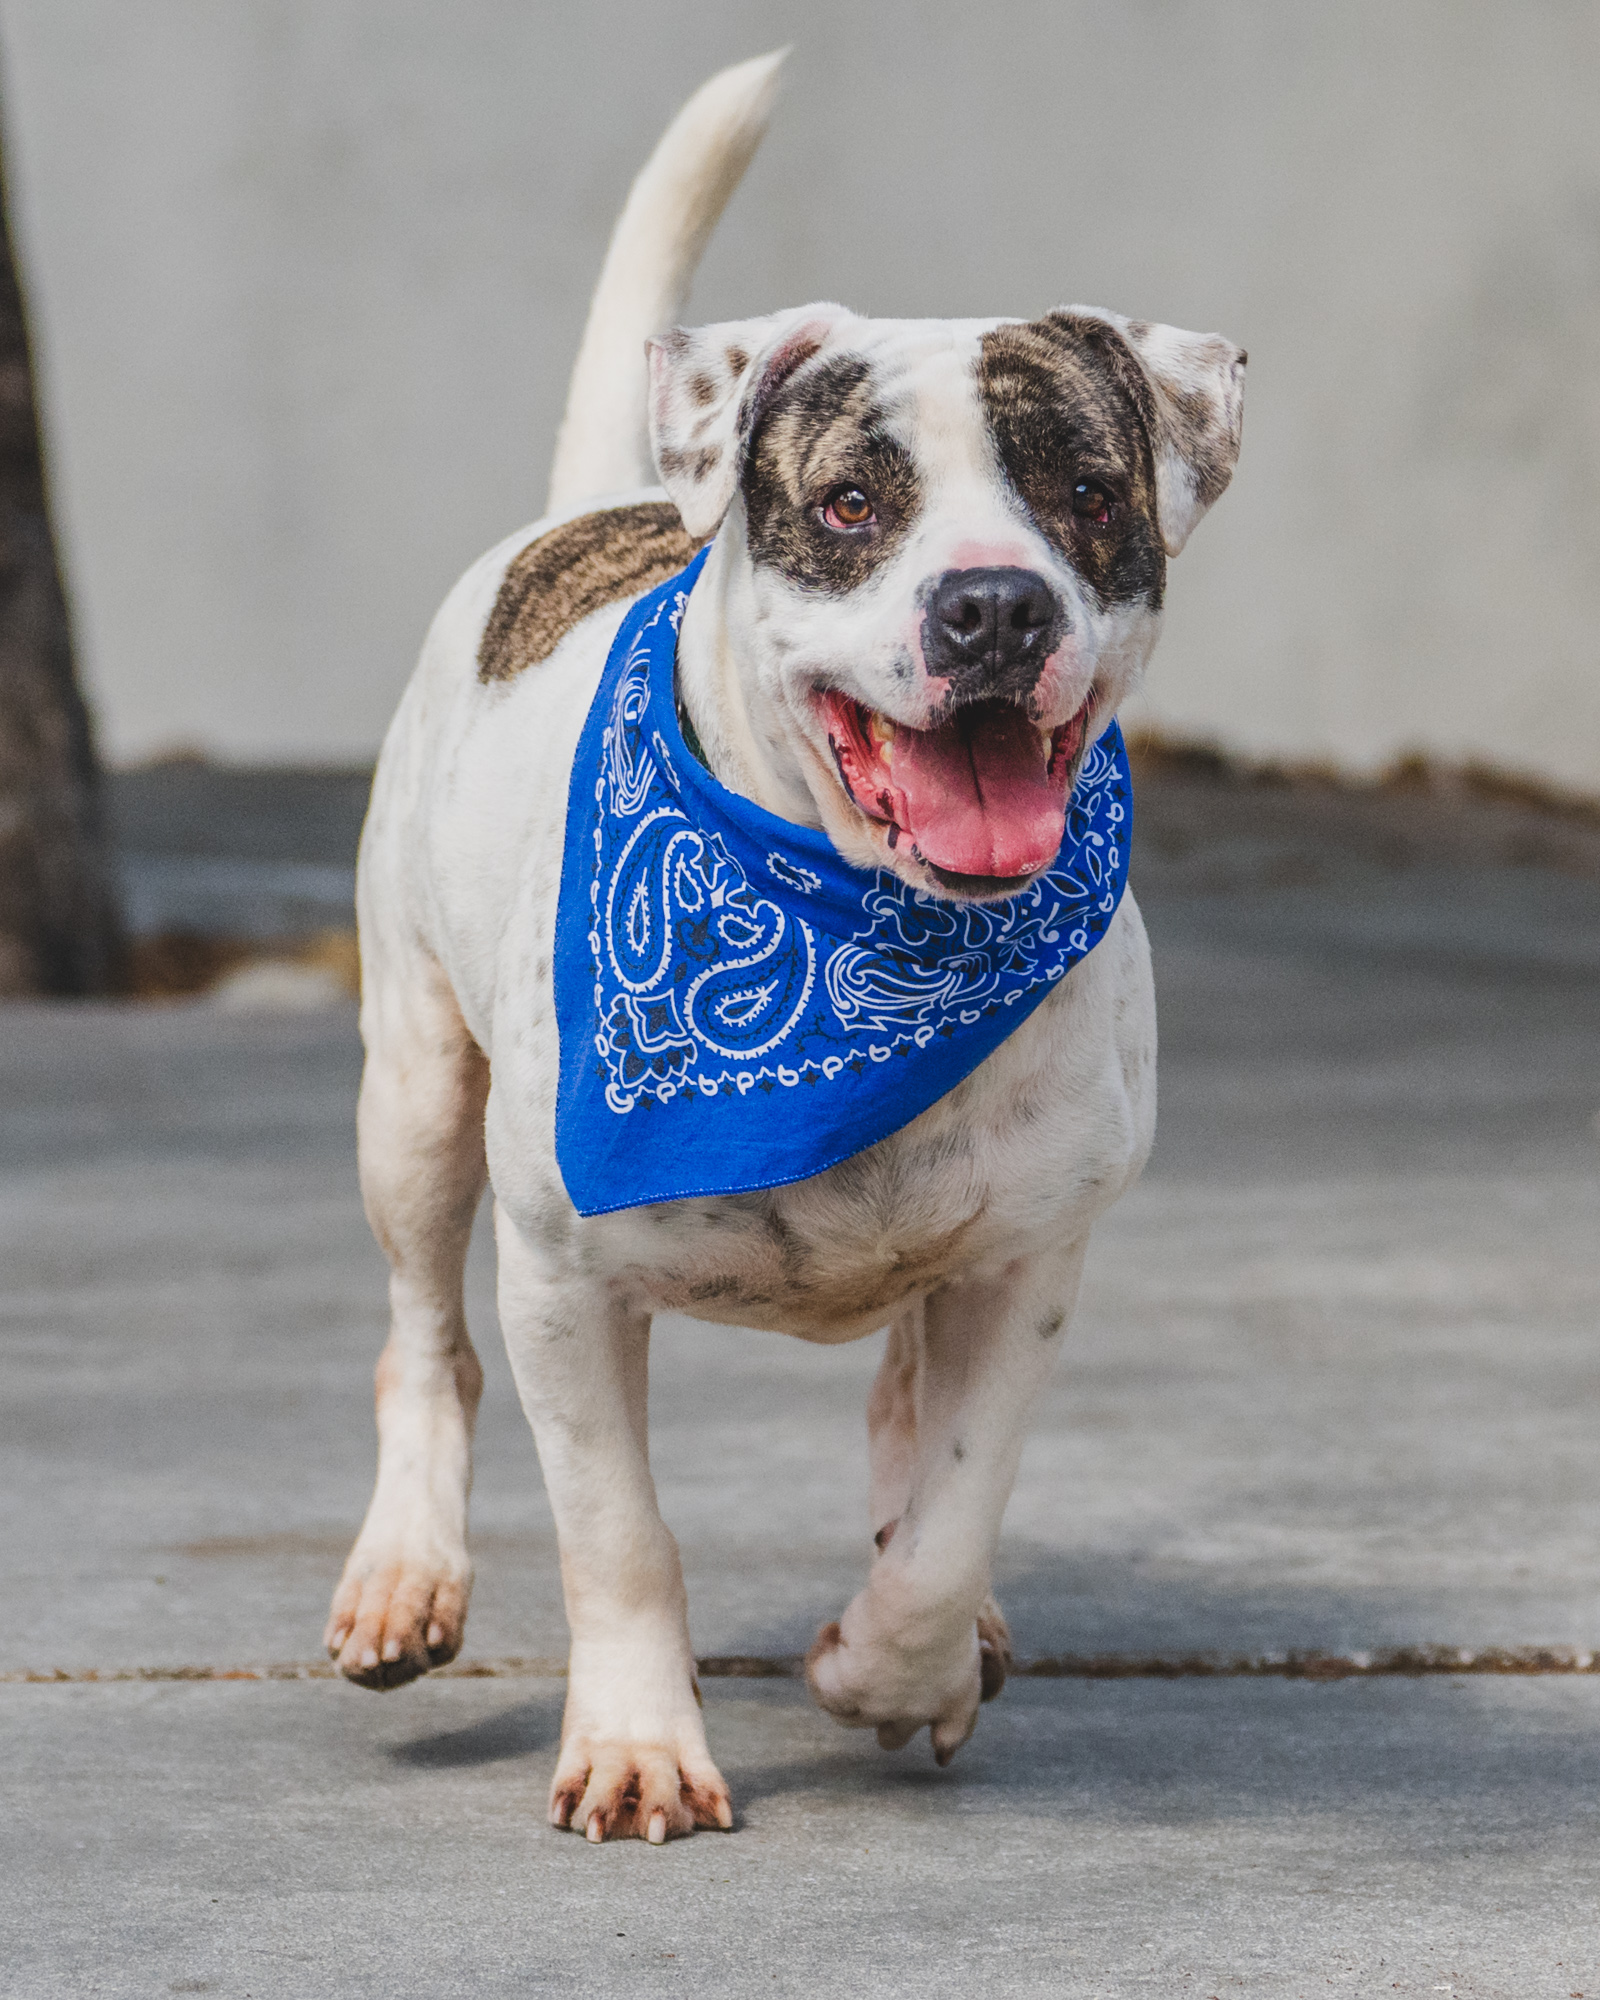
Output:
top-left (381, 1639), bottom-right (401, 1662)
top-left (586, 1815), bottom-right (604, 1844)
top-left (426, 1622), bottom-right (444, 1647)
top-left (647, 1811), bottom-right (667, 1844)
top-left (360, 1648), bottom-right (378, 1670)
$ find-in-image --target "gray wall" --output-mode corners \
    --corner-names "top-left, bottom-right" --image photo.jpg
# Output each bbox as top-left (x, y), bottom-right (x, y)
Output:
top-left (3, 1), bottom-right (1599, 787)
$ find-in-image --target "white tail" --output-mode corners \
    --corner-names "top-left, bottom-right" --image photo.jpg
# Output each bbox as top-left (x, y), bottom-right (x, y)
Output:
top-left (544, 49), bottom-right (787, 516)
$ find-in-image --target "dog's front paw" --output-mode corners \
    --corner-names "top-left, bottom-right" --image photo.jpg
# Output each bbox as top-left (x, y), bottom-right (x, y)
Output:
top-left (324, 1543), bottom-right (470, 1690)
top-left (806, 1590), bottom-right (1005, 1765)
top-left (550, 1735), bottom-right (733, 1844)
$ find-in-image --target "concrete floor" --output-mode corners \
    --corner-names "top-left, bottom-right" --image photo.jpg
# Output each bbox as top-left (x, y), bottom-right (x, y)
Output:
top-left (5, 765), bottom-right (1600, 1995)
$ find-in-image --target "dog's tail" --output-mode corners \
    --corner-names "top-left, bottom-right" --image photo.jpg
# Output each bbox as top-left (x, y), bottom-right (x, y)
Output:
top-left (544, 49), bottom-right (786, 516)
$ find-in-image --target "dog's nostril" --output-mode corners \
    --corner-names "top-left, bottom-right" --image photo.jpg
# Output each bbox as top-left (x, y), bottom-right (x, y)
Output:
top-left (953, 602), bottom-right (983, 635)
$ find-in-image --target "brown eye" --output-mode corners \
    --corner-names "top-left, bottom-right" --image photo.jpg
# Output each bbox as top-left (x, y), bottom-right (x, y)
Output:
top-left (1071, 480), bottom-right (1112, 525)
top-left (822, 485), bottom-right (875, 530)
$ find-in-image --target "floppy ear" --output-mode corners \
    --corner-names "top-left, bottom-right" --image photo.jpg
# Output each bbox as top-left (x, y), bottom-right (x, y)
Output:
top-left (647, 305), bottom-right (848, 538)
top-left (1091, 311), bottom-right (1247, 556)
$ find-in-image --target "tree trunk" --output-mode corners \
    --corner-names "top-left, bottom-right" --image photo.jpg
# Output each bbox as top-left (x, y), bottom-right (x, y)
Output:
top-left (0, 111), bottom-right (120, 996)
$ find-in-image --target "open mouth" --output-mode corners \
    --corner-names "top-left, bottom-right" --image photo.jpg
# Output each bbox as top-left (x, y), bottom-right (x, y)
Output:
top-left (819, 691), bottom-right (1091, 892)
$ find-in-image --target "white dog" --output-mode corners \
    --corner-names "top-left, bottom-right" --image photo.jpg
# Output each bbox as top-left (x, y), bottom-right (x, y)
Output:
top-left (325, 50), bottom-right (1244, 1844)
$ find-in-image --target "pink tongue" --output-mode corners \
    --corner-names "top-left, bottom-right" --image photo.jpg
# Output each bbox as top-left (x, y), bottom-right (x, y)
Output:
top-left (892, 704), bottom-right (1067, 878)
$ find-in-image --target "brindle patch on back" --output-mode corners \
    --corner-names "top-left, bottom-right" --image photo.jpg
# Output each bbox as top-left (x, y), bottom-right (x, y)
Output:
top-left (476, 501), bottom-right (701, 683)
top-left (978, 314), bottom-right (1165, 610)
top-left (743, 353), bottom-right (922, 595)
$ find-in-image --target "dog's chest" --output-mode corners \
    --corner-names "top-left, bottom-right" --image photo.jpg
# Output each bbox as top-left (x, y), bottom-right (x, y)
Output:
top-left (598, 936), bottom-right (1152, 1341)
top-left (632, 1158), bottom-right (1010, 1339)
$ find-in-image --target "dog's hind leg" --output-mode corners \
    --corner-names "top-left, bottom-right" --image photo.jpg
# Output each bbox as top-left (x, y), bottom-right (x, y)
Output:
top-left (865, 1305), bottom-right (923, 1555)
top-left (493, 1204), bottom-right (732, 1844)
top-left (866, 1304), bottom-right (1014, 1706)
top-left (325, 943), bottom-right (489, 1690)
top-left (809, 1241), bottom-right (1089, 1763)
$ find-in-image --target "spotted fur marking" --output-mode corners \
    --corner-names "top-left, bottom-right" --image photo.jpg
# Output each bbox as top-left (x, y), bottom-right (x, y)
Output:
top-left (476, 501), bottom-right (702, 684)
top-left (1162, 364), bottom-right (1246, 510)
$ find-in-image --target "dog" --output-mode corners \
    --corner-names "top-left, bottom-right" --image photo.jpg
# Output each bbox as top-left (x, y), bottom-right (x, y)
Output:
top-left (324, 50), bottom-right (1245, 1844)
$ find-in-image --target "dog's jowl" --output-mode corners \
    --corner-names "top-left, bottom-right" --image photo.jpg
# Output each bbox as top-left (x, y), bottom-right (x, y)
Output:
top-left (326, 50), bottom-right (1244, 1844)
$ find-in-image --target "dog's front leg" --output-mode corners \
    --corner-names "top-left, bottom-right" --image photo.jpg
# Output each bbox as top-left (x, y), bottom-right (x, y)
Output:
top-left (494, 1204), bottom-right (732, 1843)
top-left (809, 1242), bottom-right (1088, 1763)
top-left (325, 956), bottom-right (488, 1689)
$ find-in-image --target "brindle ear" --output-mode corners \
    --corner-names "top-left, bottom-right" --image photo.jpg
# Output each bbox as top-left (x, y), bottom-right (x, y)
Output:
top-left (647, 306), bottom-right (847, 538)
top-left (1092, 310), bottom-right (1247, 557)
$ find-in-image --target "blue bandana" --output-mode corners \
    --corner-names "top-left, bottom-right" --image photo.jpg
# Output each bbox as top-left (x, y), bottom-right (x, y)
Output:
top-left (554, 551), bottom-right (1132, 1216)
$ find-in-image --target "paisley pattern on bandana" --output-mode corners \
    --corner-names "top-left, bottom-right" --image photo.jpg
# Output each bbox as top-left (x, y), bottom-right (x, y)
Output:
top-left (554, 551), bottom-right (1132, 1216)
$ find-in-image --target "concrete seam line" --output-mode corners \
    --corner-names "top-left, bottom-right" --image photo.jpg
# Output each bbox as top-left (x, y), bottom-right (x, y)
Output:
top-left (4, 1645), bottom-right (1599, 1685)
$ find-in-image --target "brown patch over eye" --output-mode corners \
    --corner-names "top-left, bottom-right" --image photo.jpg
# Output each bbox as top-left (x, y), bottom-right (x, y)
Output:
top-left (743, 354), bottom-right (921, 594)
top-left (977, 314), bottom-right (1164, 610)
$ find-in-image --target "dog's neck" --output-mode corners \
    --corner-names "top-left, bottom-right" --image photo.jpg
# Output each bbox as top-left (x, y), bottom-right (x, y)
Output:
top-left (675, 526), bottom-right (823, 830)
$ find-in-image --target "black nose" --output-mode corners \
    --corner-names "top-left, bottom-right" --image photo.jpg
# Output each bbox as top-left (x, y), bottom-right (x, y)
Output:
top-left (923, 567), bottom-right (1062, 697)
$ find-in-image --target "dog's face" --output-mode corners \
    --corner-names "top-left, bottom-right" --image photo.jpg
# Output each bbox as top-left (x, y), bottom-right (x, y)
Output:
top-left (650, 306), bottom-right (1244, 901)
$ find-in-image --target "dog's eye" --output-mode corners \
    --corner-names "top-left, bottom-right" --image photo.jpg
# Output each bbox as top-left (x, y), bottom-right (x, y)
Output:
top-left (822, 485), bottom-right (875, 530)
top-left (1070, 481), bottom-right (1113, 526)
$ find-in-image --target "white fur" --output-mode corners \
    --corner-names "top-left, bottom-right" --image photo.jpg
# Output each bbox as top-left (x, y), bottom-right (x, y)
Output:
top-left (328, 57), bottom-right (1242, 1845)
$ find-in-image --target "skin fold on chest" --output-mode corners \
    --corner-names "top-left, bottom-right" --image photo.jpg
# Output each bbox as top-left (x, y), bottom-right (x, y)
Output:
top-left (571, 910), bottom-right (1154, 1342)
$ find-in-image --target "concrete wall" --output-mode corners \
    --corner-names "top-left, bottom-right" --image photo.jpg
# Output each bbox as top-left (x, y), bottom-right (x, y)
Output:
top-left (2, 0), bottom-right (1598, 787)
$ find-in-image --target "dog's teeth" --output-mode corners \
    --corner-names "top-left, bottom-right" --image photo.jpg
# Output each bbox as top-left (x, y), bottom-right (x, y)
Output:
top-left (867, 709), bottom-right (895, 755)
top-left (1037, 722), bottom-right (1055, 757)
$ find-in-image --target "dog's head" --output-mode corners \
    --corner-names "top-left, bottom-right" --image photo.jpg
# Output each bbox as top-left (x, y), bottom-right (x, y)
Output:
top-left (649, 307), bottom-right (1244, 901)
